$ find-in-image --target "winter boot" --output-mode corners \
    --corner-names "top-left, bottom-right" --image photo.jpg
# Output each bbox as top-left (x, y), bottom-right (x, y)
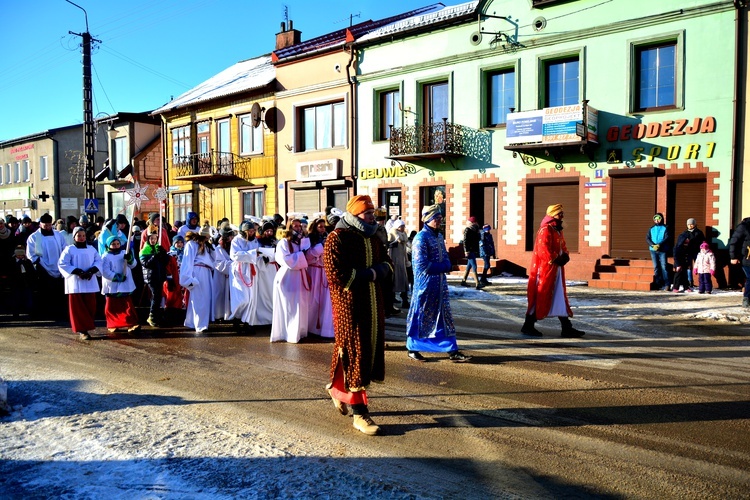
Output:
top-left (521, 314), bottom-right (543, 336)
top-left (147, 314), bottom-right (160, 328)
top-left (400, 292), bottom-right (410, 309)
top-left (743, 297), bottom-right (750, 308)
top-left (559, 317), bottom-right (585, 338)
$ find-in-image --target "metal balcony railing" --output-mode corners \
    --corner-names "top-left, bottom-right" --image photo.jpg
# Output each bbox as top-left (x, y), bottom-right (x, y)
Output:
top-left (389, 118), bottom-right (491, 162)
top-left (170, 151), bottom-right (269, 179)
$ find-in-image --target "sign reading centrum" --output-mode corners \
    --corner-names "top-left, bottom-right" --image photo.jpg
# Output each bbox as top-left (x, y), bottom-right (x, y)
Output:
top-left (506, 104), bottom-right (598, 146)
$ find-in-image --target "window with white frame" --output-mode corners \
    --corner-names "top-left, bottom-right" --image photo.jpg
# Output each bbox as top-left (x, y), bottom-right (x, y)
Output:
top-left (486, 68), bottom-right (515, 127)
top-left (197, 122), bottom-right (210, 156)
top-left (14, 162), bottom-right (20, 183)
top-left (240, 114), bottom-right (263, 155)
top-left (4, 164), bottom-right (9, 184)
top-left (0, 164), bottom-right (4, 185)
top-left (242, 189), bottom-right (264, 219)
top-left (172, 192), bottom-right (192, 224)
top-left (172, 126), bottom-right (191, 163)
top-left (22, 160), bottom-right (29, 181)
top-left (40, 156), bottom-right (48, 179)
top-left (114, 137), bottom-right (128, 175)
top-left (635, 41), bottom-right (677, 112)
top-left (544, 57), bottom-right (579, 107)
top-left (377, 89), bottom-right (400, 140)
top-left (299, 101), bottom-right (346, 151)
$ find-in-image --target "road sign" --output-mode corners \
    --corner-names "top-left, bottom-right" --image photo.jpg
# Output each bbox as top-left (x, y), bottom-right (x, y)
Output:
top-left (84, 198), bottom-right (99, 213)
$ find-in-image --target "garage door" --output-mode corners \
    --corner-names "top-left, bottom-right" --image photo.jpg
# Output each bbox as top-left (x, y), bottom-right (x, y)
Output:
top-left (610, 176), bottom-right (656, 259)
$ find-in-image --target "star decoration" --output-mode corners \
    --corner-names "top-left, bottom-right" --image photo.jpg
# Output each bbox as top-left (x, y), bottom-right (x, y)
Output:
top-left (154, 186), bottom-right (168, 202)
top-left (125, 181), bottom-right (149, 208)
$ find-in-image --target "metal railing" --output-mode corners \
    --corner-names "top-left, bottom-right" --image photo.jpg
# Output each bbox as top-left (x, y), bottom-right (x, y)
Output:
top-left (170, 151), bottom-right (258, 178)
top-left (389, 118), bottom-right (491, 162)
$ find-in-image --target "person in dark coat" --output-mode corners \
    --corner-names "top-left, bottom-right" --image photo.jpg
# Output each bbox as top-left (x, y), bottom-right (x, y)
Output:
top-left (9, 245), bottom-right (35, 317)
top-left (460, 216), bottom-right (484, 289)
top-left (139, 230), bottom-right (170, 327)
top-left (674, 218), bottom-right (705, 288)
top-left (672, 237), bottom-right (693, 293)
top-left (479, 224), bottom-right (496, 286)
top-left (647, 213), bottom-right (670, 290)
top-left (728, 216), bottom-right (750, 307)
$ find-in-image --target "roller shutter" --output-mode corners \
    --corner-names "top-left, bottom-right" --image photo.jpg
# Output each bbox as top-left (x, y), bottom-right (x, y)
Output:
top-left (528, 183), bottom-right (579, 253)
top-left (610, 176), bottom-right (656, 259)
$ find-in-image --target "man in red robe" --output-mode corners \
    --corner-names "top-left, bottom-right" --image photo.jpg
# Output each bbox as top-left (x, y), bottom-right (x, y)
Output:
top-left (522, 204), bottom-right (585, 338)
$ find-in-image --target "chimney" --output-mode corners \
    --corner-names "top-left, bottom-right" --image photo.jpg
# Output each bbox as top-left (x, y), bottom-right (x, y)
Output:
top-left (275, 19), bottom-right (301, 50)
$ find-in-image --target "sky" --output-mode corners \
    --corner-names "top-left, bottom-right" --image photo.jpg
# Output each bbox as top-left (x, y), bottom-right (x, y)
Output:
top-left (0, 0), bottom-right (437, 142)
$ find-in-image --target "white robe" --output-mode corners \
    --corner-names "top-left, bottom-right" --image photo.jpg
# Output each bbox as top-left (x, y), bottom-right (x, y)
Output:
top-left (305, 242), bottom-right (334, 337)
top-left (58, 244), bottom-right (102, 294)
top-left (251, 242), bottom-right (277, 326)
top-left (100, 251), bottom-right (137, 295)
top-left (27, 229), bottom-right (66, 278)
top-left (180, 240), bottom-right (215, 333)
top-left (270, 238), bottom-right (310, 343)
top-left (213, 245), bottom-right (233, 321)
top-left (228, 236), bottom-right (259, 324)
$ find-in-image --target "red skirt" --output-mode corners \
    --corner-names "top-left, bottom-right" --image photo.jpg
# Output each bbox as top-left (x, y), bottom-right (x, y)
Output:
top-left (329, 362), bottom-right (368, 405)
top-left (69, 293), bottom-right (97, 334)
top-left (105, 295), bottom-right (139, 328)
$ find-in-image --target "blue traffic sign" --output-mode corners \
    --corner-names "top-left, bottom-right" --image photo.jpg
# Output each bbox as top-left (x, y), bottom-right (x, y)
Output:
top-left (84, 198), bottom-right (99, 213)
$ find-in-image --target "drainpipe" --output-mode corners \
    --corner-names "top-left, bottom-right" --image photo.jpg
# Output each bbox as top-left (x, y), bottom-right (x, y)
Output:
top-left (160, 115), bottom-right (168, 220)
top-left (731, 0), bottom-right (747, 226)
top-left (346, 44), bottom-right (357, 195)
top-left (52, 136), bottom-right (60, 218)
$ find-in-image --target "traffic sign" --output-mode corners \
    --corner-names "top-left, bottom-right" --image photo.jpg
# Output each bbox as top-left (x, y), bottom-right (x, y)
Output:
top-left (84, 198), bottom-right (99, 213)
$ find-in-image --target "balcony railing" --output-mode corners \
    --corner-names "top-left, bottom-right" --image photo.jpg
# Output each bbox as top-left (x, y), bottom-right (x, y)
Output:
top-left (170, 151), bottom-right (272, 181)
top-left (388, 118), bottom-right (491, 162)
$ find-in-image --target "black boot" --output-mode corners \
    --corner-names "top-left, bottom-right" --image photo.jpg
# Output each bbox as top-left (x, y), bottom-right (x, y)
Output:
top-left (559, 317), bottom-right (585, 338)
top-left (521, 314), bottom-right (543, 336)
top-left (400, 292), bottom-right (410, 308)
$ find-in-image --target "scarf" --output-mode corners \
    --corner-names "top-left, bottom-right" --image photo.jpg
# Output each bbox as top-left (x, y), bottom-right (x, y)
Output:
top-left (342, 212), bottom-right (378, 238)
top-left (0, 226), bottom-right (10, 240)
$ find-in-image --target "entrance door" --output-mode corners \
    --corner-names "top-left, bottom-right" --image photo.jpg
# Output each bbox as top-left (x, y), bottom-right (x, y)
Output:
top-left (668, 178), bottom-right (707, 242)
top-left (381, 189), bottom-right (402, 219)
top-left (469, 183), bottom-right (497, 228)
top-left (610, 176), bottom-right (656, 259)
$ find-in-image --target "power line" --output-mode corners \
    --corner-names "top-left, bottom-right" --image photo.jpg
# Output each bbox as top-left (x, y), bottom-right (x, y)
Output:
top-left (98, 45), bottom-right (192, 89)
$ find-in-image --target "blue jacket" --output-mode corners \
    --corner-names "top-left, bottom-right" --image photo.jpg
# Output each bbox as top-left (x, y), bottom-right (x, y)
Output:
top-left (647, 224), bottom-right (669, 251)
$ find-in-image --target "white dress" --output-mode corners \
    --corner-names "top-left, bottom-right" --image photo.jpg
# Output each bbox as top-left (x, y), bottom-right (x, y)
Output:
top-left (251, 241), bottom-right (277, 326)
top-left (179, 240), bottom-right (215, 333)
top-left (270, 238), bottom-right (310, 343)
top-left (58, 244), bottom-right (102, 294)
top-left (27, 229), bottom-right (66, 278)
top-left (305, 241), bottom-right (334, 338)
top-left (213, 245), bottom-right (233, 321)
top-left (228, 236), bottom-right (259, 324)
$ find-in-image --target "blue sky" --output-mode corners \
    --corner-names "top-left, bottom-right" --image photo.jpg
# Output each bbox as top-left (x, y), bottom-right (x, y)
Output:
top-left (0, 0), bottom-right (437, 142)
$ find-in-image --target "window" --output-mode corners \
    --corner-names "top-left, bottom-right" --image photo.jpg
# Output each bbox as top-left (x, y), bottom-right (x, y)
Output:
top-left (40, 156), bottom-right (48, 179)
top-left (487, 69), bottom-right (515, 127)
top-left (109, 191), bottom-right (126, 220)
top-left (4, 164), bottom-right (9, 184)
top-left (0, 165), bottom-right (4, 185)
top-left (172, 126), bottom-right (191, 163)
top-left (378, 89), bottom-right (401, 140)
top-left (240, 115), bottom-right (263, 155)
top-left (300, 101), bottom-right (346, 151)
top-left (22, 160), bottom-right (29, 182)
top-left (635, 42), bottom-right (676, 111)
top-left (113, 137), bottom-right (128, 175)
top-left (242, 189), bottom-right (265, 219)
top-left (14, 162), bottom-right (20, 183)
top-left (217, 119), bottom-right (230, 154)
top-left (545, 57), bottom-right (579, 107)
top-left (423, 81), bottom-right (449, 125)
top-left (172, 192), bottom-right (193, 223)
top-left (197, 122), bottom-right (210, 156)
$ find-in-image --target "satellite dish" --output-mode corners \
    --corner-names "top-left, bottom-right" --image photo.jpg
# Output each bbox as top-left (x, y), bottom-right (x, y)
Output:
top-left (251, 102), bottom-right (262, 128)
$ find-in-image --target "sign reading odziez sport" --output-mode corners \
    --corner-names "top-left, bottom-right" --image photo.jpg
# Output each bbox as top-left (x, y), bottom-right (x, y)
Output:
top-left (296, 159), bottom-right (339, 182)
top-left (506, 104), bottom-right (598, 146)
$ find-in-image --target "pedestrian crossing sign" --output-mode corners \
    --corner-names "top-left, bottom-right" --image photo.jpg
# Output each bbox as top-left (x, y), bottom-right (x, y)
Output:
top-left (84, 198), bottom-right (98, 213)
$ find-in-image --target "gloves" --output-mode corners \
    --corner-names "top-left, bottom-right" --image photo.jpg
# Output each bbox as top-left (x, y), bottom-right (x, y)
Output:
top-left (650, 245), bottom-right (659, 251)
top-left (125, 252), bottom-right (134, 264)
top-left (553, 253), bottom-right (570, 266)
top-left (693, 268), bottom-right (698, 275)
top-left (300, 237), bottom-right (311, 251)
top-left (112, 273), bottom-right (125, 283)
top-left (80, 271), bottom-right (92, 280)
top-left (370, 262), bottom-right (392, 280)
top-left (710, 270), bottom-right (715, 276)
top-left (71, 268), bottom-right (84, 276)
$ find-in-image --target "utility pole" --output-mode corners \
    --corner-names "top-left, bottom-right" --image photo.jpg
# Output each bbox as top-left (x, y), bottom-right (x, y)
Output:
top-left (66, 0), bottom-right (101, 207)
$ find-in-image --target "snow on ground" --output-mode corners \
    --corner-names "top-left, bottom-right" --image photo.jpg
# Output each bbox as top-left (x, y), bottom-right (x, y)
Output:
top-left (1, 278), bottom-right (748, 498)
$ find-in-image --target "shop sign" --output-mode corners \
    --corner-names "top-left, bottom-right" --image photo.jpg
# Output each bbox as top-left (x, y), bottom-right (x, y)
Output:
top-left (360, 166), bottom-right (407, 180)
top-left (506, 104), bottom-right (598, 146)
top-left (296, 159), bottom-right (339, 182)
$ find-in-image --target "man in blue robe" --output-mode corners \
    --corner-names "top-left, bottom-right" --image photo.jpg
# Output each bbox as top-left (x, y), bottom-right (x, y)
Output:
top-left (405, 204), bottom-right (471, 362)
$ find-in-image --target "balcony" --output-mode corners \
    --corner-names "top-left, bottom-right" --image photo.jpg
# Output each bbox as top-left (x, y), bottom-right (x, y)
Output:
top-left (171, 151), bottom-right (273, 185)
top-left (387, 119), bottom-right (491, 168)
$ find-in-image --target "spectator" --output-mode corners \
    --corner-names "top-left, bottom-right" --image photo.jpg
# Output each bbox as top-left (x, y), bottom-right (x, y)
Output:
top-left (647, 213), bottom-right (670, 291)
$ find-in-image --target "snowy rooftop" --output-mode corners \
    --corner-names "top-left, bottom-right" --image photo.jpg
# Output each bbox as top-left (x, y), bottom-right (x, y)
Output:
top-left (357, 1), bottom-right (479, 43)
top-left (151, 55), bottom-right (275, 114)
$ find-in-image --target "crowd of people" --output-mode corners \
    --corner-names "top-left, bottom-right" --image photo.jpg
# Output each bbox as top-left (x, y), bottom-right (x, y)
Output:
top-left (1, 200), bottom-right (749, 435)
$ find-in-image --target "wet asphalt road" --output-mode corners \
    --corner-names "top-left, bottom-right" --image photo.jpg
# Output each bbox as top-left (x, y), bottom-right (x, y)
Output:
top-left (1, 283), bottom-right (749, 498)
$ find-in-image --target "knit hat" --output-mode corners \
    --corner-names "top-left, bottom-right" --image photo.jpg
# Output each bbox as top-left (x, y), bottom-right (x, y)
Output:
top-left (72, 226), bottom-right (86, 238)
top-left (346, 195), bottom-right (375, 216)
top-left (240, 220), bottom-right (253, 232)
top-left (116, 214), bottom-right (129, 225)
top-left (79, 215), bottom-right (89, 225)
top-left (105, 235), bottom-right (120, 247)
top-left (700, 241), bottom-right (709, 250)
top-left (687, 218), bottom-right (697, 226)
top-left (14, 245), bottom-right (25, 257)
top-left (421, 204), bottom-right (442, 223)
top-left (468, 216), bottom-right (477, 224)
top-left (149, 213), bottom-right (160, 224)
top-left (262, 221), bottom-right (276, 233)
top-left (199, 225), bottom-right (212, 238)
top-left (546, 204), bottom-right (563, 217)
top-left (394, 219), bottom-right (405, 229)
top-left (39, 213), bottom-right (53, 223)
top-left (21, 216), bottom-right (32, 224)
top-left (220, 225), bottom-right (235, 238)
top-left (172, 234), bottom-right (184, 245)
